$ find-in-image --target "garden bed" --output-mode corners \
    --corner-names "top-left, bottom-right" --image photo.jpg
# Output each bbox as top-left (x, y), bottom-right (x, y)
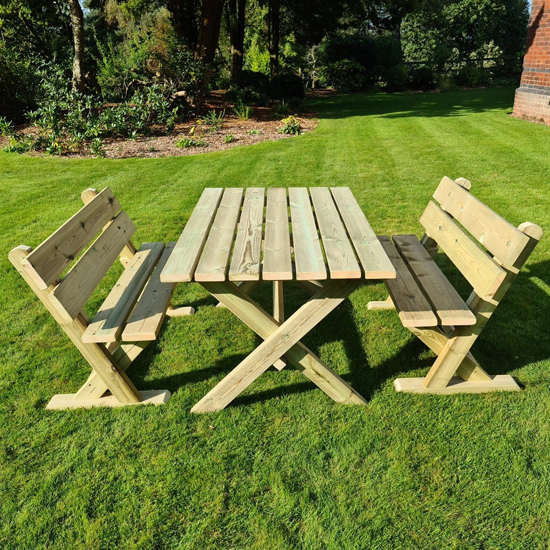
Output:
top-left (0, 93), bottom-right (318, 160)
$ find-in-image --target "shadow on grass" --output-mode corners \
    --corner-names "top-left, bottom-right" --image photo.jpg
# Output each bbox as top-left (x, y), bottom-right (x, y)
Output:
top-left (314, 87), bottom-right (515, 121)
top-left (128, 260), bottom-right (550, 407)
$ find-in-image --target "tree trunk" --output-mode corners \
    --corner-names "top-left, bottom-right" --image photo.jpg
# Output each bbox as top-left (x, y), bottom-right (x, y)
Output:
top-left (68, 0), bottom-right (85, 93)
top-left (167, 0), bottom-right (199, 48)
top-left (229, 0), bottom-right (246, 82)
top-left (268, 0), bottom-right (280, 78)
top-left (196, 0), bottom-right (225, 64)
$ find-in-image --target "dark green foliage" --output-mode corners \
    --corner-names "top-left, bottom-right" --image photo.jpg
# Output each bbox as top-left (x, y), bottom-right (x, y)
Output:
top-left (270, 73), bottom-right (305, 100)
top-left (409, 65), bottom-right (435, 90)
top-left (321, 59), bottom-right (368, 92)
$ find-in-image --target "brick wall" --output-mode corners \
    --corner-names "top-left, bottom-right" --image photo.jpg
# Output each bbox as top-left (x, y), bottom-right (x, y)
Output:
top-left (513, 0), bottom-right (550, 124)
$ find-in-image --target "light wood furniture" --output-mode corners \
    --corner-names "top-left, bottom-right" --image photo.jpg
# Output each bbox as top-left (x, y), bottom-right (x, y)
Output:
top-left (161, 187), bottom-right (396, 413)
top-left (368, 176), bottom-right (543, 394)
top-left (9, 188), bottom-right (194, 410)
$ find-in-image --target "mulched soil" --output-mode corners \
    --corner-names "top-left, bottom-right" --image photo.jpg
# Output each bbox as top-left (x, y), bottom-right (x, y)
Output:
top-left (0, 91), bottom-right (319, 160)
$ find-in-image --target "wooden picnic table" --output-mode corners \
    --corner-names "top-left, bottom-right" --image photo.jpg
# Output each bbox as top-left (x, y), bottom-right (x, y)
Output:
top-left (160, 187), bottom-right (396, 413)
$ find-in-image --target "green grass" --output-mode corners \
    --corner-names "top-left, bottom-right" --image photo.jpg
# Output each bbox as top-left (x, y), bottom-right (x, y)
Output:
top-left (1, 87), bottom-right (550, 550)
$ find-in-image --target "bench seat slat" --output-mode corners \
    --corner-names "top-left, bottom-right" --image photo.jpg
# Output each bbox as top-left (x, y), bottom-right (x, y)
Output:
top-left (51, 211), bottom-right (136, 320)
top-left (378, 236), bottom-right (438, 327)
top-left (23, 187), bottom-right (121, 289)
top-left (392, 235), bottom-right (476, 327)
top-left (122, 242), bottom-right (177, 342)
top-left (82, 242), bottom-right (165, 343)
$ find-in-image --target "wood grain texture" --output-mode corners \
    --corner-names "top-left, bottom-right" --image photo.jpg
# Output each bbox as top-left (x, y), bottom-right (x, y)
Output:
top-left (434, 176), bottom-right (530, 269)
top-left (377, 236), bottom-right (437, 327)
top-left (310, 187), bottom-right (361, 278)
top-left (9, 245), bottom-right (141, 404)
top-left (122, 242), bottom-right (178, 341)
top-left (195, 188), bottom-right (243, 281)
top-left (330, 187), bottom-right (396, 279)
top-left (263, 188), bottom-right (293, 280)
top-left (51, 211), bottom-right (136, 321)
top-left (23, 187), bottom-right (121, 289)
top-left (394, 375), bottom-right (520, 394)
top-left (289, 187), bottom-right (326, 280)
top-left (193, 279), bottom-right (364, 412)
top-left (229, 188), bottom-right (265, 281)
top-left (161, 188), bottom-right (223, 283)
top-left (420, 201), bottom-right (506, 298)
top-left (46, 389), bottom-right (170, 409)
top-left (82, 242), bottom-right (165, 343)
top-left (392, 234), bottom-right (476, 326)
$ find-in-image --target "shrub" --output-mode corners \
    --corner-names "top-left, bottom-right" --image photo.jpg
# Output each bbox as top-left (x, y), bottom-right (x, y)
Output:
top-left (279, 115), bottom-right (300, 135)
top-left (247, 129), bottom-right (261, 135)
top-left (454, 66), bottom-right (490, 88)
top-left (224, 134), bottom-right (235, 143)
top-left (437, 74), bottom-right (458, 92)
top-left (240, 70), bottom-right (270, 95)
top-left (200, 109), bottom-right (225, 132)
top-left (321, 59), bottom-right (367, 92)
top-left (270, 73), bottom-right (304, 100)
top-left (374, 34), bottom-right (403, 73)
top-left (383, 64), bottom-right (408, 92)
top-left (409, 65), bottom-right (434, 90)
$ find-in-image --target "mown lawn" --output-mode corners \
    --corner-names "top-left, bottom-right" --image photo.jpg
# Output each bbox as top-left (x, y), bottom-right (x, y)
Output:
top-left (1, 87), bottom-right (550, 550)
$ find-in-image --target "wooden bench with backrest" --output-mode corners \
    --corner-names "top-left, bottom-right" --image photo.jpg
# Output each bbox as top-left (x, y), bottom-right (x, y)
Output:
top-left (368, 176), bottom-right (543, 394)
top-left (9, 187), bottom-right (194, 410)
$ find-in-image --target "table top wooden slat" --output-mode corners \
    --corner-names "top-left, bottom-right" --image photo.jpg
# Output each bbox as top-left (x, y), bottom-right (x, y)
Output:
top-left (229, 188), bottom-right (265, 281)
top-left (195, 188), bottom-right (244, 282)
top-left (330, 187), bottom-right (396, 279)
top-left (161, 188), bottom-right (223, 283)
top-left (289, 187), bottom-right (327, 281)
top-left (162, 187), bottom-right (395, 283)
top-left (310, 187), bottom-right (361, 278)
top-left (263, 188), bottom-right (293, 280)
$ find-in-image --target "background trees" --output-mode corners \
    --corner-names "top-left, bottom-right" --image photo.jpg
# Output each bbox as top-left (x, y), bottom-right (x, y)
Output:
top-left (0, 0), bottom-right (530, 120)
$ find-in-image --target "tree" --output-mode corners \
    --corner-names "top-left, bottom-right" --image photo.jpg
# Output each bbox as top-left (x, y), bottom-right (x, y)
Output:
top-left (166, 0), bottom-right (200, 47)
top-left (68, 0), bottom-right (85, 92)
top-left (196, 0), bottom-right (225, 64)
top-left (228, 0), bottom-right (246, 81)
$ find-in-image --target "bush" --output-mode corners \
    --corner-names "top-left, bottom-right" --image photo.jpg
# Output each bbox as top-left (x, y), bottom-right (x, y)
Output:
top-left (278, 115), bottom-right (300, 135)
top-left (409, 65), bottom-right (434, 90)
top-left (374, 34), bottom-right (403, 73)
top-left (225, 70), bottom-right (270, 106)
top-left (321, 59), bottom-right (367, 92)
top-left (383, 64), bottom-right (408, 91)
top-left (319, 33), bottom-right (376, 83)
top-left (454, 66), bottom-right (490, 88)
top-left (437, 74), bottom-right (458, 92)
top-left (270, 73), bottom-right (305, 100)
top-left (240, 70), bottom-right (270, 95)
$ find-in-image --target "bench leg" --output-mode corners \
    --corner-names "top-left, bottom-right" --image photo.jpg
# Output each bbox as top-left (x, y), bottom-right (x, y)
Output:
top-left (192, 280), bottom-right (367, 413)
top-left (216, 280), bottom-right (261, 308)
top-left (395, 327), bottom-right (519, 394)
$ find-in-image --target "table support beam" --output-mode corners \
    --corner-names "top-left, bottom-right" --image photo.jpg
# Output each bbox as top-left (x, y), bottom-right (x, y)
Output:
top-left (193, 280), bottom-right (367, 413)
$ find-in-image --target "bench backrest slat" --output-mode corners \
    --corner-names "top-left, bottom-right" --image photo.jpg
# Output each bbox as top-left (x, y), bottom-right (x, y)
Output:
top-left (420, 200), bottom-right (506, 298)
top-left (23, 188), bottom-right (121, 289)
top-left (51, 211), bottom-right (136, 320)
top-left (433, 177), bottom-right (530, 269)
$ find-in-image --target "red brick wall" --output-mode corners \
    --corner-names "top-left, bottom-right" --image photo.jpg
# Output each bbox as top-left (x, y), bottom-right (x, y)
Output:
top-left (513, 0), bottom-right (550, 124)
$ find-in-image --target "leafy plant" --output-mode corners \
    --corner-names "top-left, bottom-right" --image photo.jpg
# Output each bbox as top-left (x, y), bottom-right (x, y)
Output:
top-left (246, 129), bottom-right (261, 135)
top-left (0, 116), bottom-right (14, 137)
top-left (279, 115), bottom-right (301, 135)
top-left (200, 109), bottom-right (225, 132)
top-left (233, 102), bottom-right (253, 121)
top-left (175, 136), bottom-right (207, 149)
top-left (274, 101), bottom-right (290, 117)
top-left (224, 134), bottom-right (235, 143)
top-left (90, 138), bottom-right (106, 158)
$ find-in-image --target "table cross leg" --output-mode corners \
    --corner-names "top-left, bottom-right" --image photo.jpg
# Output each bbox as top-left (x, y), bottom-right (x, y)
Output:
top-left (192, 279), bottom-right (366, 413)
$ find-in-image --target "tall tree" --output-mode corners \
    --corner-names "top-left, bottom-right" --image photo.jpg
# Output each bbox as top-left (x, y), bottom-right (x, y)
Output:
top-left (196, 0), bottom-right (225, 63)
top-left (68, 0), bottom-right (85, 92)
top-left (267, 0), bottom-right (279, 77)
top-left (228, 0), bottom-right (246, 81)
top-left (166, 0), bottom-right (200, 47)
